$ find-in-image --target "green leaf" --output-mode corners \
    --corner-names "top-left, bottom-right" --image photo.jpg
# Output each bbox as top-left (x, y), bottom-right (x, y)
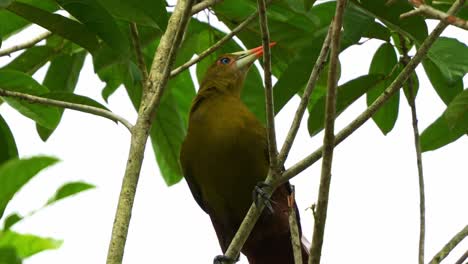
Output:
top-left (304, 0), bottom-right (317, 11)
top-left (0, 0), bottom-right (12, 8)
top-left (38, 51), bottom-right (87, 141)
top-left (402, 70), bottom-right (419, 104)
top-left (350, 0), bottom-right (428, 44)
top-left (421, 89), bottom-right (468, 152)
top-left (46, 181), bottom-right (95, 205)
top-left (55, 0), bottom-right (130, 54)
top-left (97, 0), bottom-right (168, 30)
top-left (6, 2), bottom-right (99, 53)
top-left (308, 74), bottom-right (384, 136)
top-left (0, 0), bottom-right (58, 39)
top-left (3, 213), bottom-right (22, 230)
top-left (3, 46), bottom-right (57, 74)
top-left (426, 37), bottom-right (468, 81)
top-left (0, 115), bottom-right (18, 165)
top-left (0, 156), bottom-right (59, 219)
top-left (423, 58), bottom-right (463, 105)
top-left (367, 43), bottom-right (400, 135)
top-left (343, 4), bottom-right (373, 46)
top-left (0, 70), bottom-right (61, 130)
top-left (0, 230), bottom-right (62, 258)
top-left (0, 247), bottom-right (22, 264)
top-left (362, 21), bottom-right (391, 41)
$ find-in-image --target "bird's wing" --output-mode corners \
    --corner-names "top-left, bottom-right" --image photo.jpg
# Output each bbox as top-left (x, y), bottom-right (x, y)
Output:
top-left (180, 140), bottom-right (208, 213)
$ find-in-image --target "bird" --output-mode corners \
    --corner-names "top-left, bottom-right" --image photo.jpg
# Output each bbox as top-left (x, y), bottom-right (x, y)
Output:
top-left (180, 43), bottom-right (309, 264)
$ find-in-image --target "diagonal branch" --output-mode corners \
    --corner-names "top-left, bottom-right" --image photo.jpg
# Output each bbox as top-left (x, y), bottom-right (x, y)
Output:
top-left (106, 0), bottom-right (195, 263)
top-left (429, 225), bottom-right (468, 264)
top-left (401, 0), bottom-right (468, 30)
top-left (0, 88), bottom-right (133, 131)
top-left (0, 31), bottom-right (52, 57)
top-left (257, 0), bottom-right (278, 169)
top-left (170, 9), bottom-right (258, 78)
top-left (277, 0), bottom-right (465, 186)
top-left (399, 35), bottom-right (426, 264)
top-left (278, 25), bottom-right (333, 166)
top-left (191, 0), bottom-right (223, 15)
top-left (308, 1), bottom-right (347, 263)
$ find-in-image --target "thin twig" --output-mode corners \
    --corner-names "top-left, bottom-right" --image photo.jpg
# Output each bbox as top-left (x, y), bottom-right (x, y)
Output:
top-left (429, 225), bottom-right (468, 264)
top-left (288, 186), bottom-right (303, 264)
top-left (170, 10), bottom-right (258, 78)
top-left (454, 249), bottom-right (468, 264)
top-left (309, 0), bottom-right (346, 263)
top-left (277, 0), bottom-right (465, 186)
top-left (0, 88), bottom-right (133, 131)
top-left (130, 23), bottom-right (149, 86)
top-left (401, 0), bottom-right (468, 30)
top-left (0, 31), bottom-right (52, 57)
top-left (278, 25), bottom-right (333, 166)
top-left (399, 35), bottom-right (426, 264)
top-left (257, 0), bottom-right (278, 169)
top-left (191, 0), bottom-right (223, 15)
top-left (106, 0), bottom-right (194, 263)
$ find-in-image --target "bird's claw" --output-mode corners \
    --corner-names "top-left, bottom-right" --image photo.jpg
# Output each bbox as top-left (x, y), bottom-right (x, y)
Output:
top-left (213, 254), bottom-right (238, 264)
top-left (252, 181), bottom-right (275, 213)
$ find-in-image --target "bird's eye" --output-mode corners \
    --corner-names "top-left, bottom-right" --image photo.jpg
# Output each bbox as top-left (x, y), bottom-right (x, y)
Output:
top-left (220, 57), bottom-right (231, 64)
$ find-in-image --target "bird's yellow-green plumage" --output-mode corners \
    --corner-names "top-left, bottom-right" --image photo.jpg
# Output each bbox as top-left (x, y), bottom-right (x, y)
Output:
top-left (180, 45), bottom-right (308, 264)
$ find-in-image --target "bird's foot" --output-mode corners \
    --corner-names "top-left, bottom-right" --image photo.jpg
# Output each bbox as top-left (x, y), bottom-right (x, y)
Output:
top-left (252, 181), bottom-right (275, 213)
top-left (213, 254), bottom-right (238, 264)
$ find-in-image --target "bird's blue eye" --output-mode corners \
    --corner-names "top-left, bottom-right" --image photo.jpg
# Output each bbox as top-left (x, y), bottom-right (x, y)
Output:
top-left (220, 57), bottom-right (230, 64)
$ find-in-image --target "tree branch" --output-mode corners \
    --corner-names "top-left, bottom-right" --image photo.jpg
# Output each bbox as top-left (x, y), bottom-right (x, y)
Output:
top-left (257, 0), bottom-right (278, 169)
top-left (0, 88), bottom-right (132, 131)
top-left (401, 0), bottom-right (468, 30)
top-left (191, 0), bottom-right (223, 15)
top-left (277, 0), bottom-right (465, 186)
top-left (399, 35), bottom-right (426, 264)
top-left (106, 0), bottom-right (194, 263)
top-left (308, 1), bottom-right (347, 263)
top-left (278, 25), bottom-right (333, 166)
top-left (429, 225), bottom-right (468, 264)
top-left (170, 9), bottom-right (258, 78)
top-left (288, 186), bottom-right (303, 264)
top-left (0, 31), bottom-right (52, 57)
top-left (455, 249), bottom-right (468, 264)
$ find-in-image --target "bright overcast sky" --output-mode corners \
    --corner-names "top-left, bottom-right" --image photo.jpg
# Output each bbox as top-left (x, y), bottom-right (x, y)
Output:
top-left (0, 9), bottom-right (467, 264)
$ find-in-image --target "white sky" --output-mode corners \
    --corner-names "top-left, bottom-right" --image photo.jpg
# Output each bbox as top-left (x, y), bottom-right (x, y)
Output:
top-left (0, 10), bottom-right (467, 264)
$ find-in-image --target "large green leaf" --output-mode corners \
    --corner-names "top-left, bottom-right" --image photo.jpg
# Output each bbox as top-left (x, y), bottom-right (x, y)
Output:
top-left (0, 230), bottom-right (62, 259)
top-left (0, 70), bottom-right (61, 130)
top-left (46, 181), bottom-right (95, 205)
top-left (55, 0), bottom-right (130, 55)
top-left (0, 247), bottom-right (22, 264)
top-left (37, 51), bottom-right (87, 140)
top-left (349, 0), bottom-right (428, 44)
top-left (421, 89), bottom-right (468, 152)
top-left (3, 46), bottom-right (57, 74)
top-left (0, 156), bottom-right (58, 219)
top-left (367, 43), bottom-right (400, 135)
top-left (0, 0), bottom-right (58, 39)
top-left (0, 115), bottom-right (18, 165)
top-left (423, 59), bottom-right (463, 105)
top-left (308, 74), bottom-right (384, 136)
top-left (6, 2), bottom-right (99, 53)
top-left (97, 0), bottom-right (168, 30)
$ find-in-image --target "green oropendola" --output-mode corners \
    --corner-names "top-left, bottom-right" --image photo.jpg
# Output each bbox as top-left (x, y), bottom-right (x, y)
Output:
top-left (180, 43), bottom-right (309, 264)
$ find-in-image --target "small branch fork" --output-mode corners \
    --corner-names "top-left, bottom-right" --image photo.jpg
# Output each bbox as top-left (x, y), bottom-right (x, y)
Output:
top-left (0, 31), bottom-right (52, 57)
top-left (217, 0), bottom-right (464, 262)
top-left (401, 0), bottom-right (468, 31)
top-left (399, 35), bottom-right (426, 264)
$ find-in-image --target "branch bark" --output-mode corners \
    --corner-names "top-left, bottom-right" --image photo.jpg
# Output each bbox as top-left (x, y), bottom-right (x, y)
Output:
top-left (105, 0), bottom-right (194, 263)
top-left (277, 0), bottom-right (465, 186)
top-left (308, 1), bottom-right (347, 263)
top-left (0, 88), bottom-right (132, 131)
top-left (429, 225), bottom-right (468, 264)
top-left (0, 31), bottom-right (52, 57)
top-left (401, 0), bottom-right (468, 30)
top-left (191, 0), bottom-right (223, 15)
top-left (288, 186), bottom-right (303, 264)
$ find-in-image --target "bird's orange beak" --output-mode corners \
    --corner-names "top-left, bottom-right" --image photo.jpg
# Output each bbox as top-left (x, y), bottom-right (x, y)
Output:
top-left (232, 42), bottom-right (276, 70)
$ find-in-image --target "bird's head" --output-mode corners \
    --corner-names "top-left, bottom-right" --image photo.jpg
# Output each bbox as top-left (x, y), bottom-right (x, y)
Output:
top-left (199, 42), bottom-right (276, 97)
